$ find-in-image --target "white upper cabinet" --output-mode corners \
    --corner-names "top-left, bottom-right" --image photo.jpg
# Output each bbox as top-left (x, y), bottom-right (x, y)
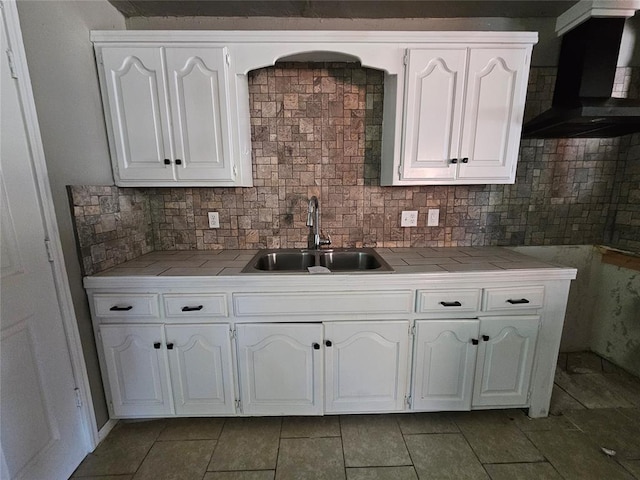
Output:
top-left (393, 45), bottom-right (531, 185)
top-left (97, 45), bottom-right (252, 187)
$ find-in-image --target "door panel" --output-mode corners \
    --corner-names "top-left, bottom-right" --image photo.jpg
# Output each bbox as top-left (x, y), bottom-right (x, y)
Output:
top-left (325, 321), bottom-right (409, 413)
top-left (166, 47), bottom-right (234, 182)
top-left (237, 323), bottom-right (323, 415)
top-left (165, 324), bottom-right (235, 415)
top-left (100, 324), bottom-right (172, 416)
top-left (412, 320), bottom-right (479, 411)
top-left (100, 47), bottom-right (174, 182)
top-left (401, 49), bottom-right (465, 181)
top-left (459, 48), bottom-right (528, 181)
top-left (473, 316), bottom-right (539, 407)
top-left (1, 5), bottom-right (88, 478)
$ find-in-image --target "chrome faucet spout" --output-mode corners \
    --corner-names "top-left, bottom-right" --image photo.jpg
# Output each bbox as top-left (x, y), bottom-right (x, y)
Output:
top-left (306, 196), bottom-right (331, 250)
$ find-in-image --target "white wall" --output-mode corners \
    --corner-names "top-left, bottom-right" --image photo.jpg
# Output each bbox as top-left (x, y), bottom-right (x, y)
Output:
top-left (17, 0), bottom-right (125, 429)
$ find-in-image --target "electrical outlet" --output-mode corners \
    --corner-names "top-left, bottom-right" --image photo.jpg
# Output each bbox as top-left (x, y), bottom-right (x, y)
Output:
top-left (427, 208), bottom-right (440, 227)
top-left (208, 212), bottom-right (220, 228)
top-left (401, 210), bottom-right (418, 227)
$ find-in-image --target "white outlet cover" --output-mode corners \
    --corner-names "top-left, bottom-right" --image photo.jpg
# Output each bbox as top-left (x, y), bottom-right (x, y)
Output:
top-left (401, 210), bottom-right (418, 227)
top-left (208, 211), bottom-right (220, 228)
top-left (427, 208), bottom-right (440, 227)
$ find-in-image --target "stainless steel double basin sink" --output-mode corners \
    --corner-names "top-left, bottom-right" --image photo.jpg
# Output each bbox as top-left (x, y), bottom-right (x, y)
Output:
top-left (241, 248), bottom-right (394, 273)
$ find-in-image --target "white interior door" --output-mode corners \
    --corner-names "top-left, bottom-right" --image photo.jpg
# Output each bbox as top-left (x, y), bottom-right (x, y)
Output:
top-left (0, 4), bottom-right (89, 478)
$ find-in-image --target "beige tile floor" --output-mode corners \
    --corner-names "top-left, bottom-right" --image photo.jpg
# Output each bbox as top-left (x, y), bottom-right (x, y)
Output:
top-left (72, 352), bottom-right (640, 480)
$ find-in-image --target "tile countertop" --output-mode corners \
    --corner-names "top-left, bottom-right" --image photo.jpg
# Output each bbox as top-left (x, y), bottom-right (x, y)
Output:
top-left (92, 247), bottom-right (569, 277)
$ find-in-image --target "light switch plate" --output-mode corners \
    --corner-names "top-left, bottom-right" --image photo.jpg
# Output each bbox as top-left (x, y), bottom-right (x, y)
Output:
top-left (208, 212), bottom-right (220, 228)
top-left (401, 210), bottom-right (418, 227)
top-left (427, 209), bottom-right (440, 226)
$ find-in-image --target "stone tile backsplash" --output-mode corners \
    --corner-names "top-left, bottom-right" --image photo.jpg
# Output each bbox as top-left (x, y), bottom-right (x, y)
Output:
top-left (70, 64), bottom-right (640, 275)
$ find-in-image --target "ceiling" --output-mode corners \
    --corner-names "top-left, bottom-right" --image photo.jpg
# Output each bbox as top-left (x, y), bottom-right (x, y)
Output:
top-left (108, 1), bottom-right (580, 19)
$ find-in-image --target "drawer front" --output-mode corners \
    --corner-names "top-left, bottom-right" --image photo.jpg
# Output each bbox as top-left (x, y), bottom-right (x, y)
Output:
top-left (233, 290), bottom-right (413, 316)
top-left (416, 289), bottom-right (481, 313)
top-left (483, 286), bottom-right (545, 311)
top-left (93, 294), bottom-right (159, 318)
top-left (163, 294), bottom-right (228, 318)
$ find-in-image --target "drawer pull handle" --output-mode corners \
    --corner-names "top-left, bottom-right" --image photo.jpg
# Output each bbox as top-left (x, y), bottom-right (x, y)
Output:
top-left (153, 342), bottom-right (161, 349)
top-left (181, 305), bottom-right (204, 312)
top-left (167, 343), bottom-right (174, 350)
top-left (313, 343), bottom-right (320, 350)
top-left (482, 335), bottom-right (490, 342)
top-left (440, 301), bottom-right (462, 307)
top-left (110, 305), bottom-right (133, 311)
top-left (507, 298), bottom-right (530, 305)
top-left (471, 338), bottom-right (479, 345)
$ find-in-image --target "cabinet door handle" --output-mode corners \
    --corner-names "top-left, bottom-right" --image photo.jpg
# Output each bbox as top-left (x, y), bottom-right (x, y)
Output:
top-left (482, 335), bottom-right (490, 342)
top-left (164, 158), bottom-right (171, 165)
top-left (461, 157), bottom-right (469, 163)
top-left (175, 159), bottom-right (182, 165)
top-left (153, 342), bottom-right (161, 349)
top-left (440, 301), bottom-right (462, 307)
top-left (325, 340), bottom-right (332, 347)
top-left (450, 158), bottom-right (458, 164)
top-left (312, 343), bottom-right (320, 350)
top-left (167, 343), bottom-right (174, 350)
top-left (110, 305), bottom-right (133, 311)
top-left (181, 305), bottom-right (204, 312)
top-left (471, 338), bottom-right (479, 345)
top-left (507, 298), bottom-right (530, 304)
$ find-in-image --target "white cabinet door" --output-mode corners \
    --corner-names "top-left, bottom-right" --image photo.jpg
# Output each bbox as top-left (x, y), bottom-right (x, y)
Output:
top-left (324, 321), bottom-right (410, 413)
top-left (100, 47), bottom-right (174, 183)
top-left (397, 46), bottom-right (531, 185)
top-left (236, 323), bottom-right (323, 415)
top-left (401, 49), bottom-right (466, 182)
top-left (165, 324), bottom-right (235, 415)
top-left (472, 316), bottom-right (539, 407)
top-left (99, 324), bottom-right (172, 417)
top-left (458, 48), bottom-right (528, 183)
top-left (412, 320), bottom-right (479, 411)
top-left (165, 48), bottom-right (236, 183)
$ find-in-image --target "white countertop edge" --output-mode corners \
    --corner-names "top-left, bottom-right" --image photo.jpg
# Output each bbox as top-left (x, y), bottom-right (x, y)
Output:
top-left (84, 267), bottom-right (577, 290)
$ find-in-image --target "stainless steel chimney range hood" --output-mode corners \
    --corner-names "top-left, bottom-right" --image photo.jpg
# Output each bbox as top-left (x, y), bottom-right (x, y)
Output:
top-left (523, 6), bottom-right (640, 138)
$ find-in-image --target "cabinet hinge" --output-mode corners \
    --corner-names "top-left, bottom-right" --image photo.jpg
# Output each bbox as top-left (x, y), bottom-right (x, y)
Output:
top-left (232, 164), bottom-right (238, 177)
top-left (526, 390), bottom-right (532, 403)
top-left (44, 239), bottom-right (54, 262)
top-left (397, 164), bottom-right (402, 180)
top-left (230, 328), bottom-right (236, 339)
top-left (405, 395), bottom-right (412, 408)
top-left (225, 52), bottom-right (231, 66)
top-left (235, 399), bottom-right (241, 411)
top-left (6, 49), bottom-right (17, 79)
top-left (402, 51), bottom-right (409, 66)
top-left (410, 325), bottom-right (416, 336)
top-left (74, 388), bottom-right (83, 407)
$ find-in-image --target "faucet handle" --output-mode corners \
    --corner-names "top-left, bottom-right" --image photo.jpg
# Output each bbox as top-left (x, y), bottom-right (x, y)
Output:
top-left (320, 231), bottom-right (332, 247)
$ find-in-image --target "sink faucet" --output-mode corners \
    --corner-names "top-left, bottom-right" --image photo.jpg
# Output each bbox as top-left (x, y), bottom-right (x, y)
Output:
top-left (306, 196), bottom-right (331, 250)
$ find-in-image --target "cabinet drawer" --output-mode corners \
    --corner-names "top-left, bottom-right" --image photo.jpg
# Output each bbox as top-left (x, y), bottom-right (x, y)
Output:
top-left (233, 290), bottom-right (413, 316)
top-left (93, 294), bottom-right (159, 318)
top-left (163, 294), bottom-right (228, 318)
top-left (416, 289), bottom-right (481, 313)
top-left (482, 286), bottom-right (544, 311)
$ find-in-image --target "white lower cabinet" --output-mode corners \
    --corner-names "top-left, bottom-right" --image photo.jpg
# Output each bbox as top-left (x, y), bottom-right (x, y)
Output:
top-left (236, 321), bottom-right (410, 415)
top-left (412, 315), bottom-right (540, 411)
top-left (411, 320), bottom-right (479, 411)
top-left (325, 321), bottom-right (410, 413)
top-left (236, 323), bottom-right (324, 415)
top-left (100, 323), bottom-right (235, 417)
top-left (472, 316), bottom-right (539, 407)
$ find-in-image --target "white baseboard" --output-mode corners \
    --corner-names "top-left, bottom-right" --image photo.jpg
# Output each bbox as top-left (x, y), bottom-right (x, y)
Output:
top-left (96, 418), bottom-right (118, 448)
